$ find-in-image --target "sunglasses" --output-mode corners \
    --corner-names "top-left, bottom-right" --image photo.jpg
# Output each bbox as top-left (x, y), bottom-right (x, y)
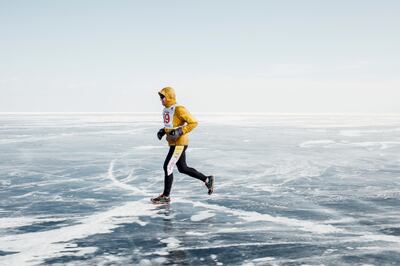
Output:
top-left (158, 92), bottom-right (165, 100)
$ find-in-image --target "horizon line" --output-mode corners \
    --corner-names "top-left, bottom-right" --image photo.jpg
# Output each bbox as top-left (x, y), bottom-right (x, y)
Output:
top-left (1, 112), bottom-right (400, 116)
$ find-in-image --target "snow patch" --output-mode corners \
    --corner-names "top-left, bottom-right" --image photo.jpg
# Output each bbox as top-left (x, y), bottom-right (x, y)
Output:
top-left (299, 140), bottom-right (336, 148)
top-left (191, 211), bottom-right (216, 222)
top-left (107, 160), bottom-right (146, 195)
top-left (0, 200), bottom-right (156, 265)
top-left (177, 199), bottom-right (343, 234)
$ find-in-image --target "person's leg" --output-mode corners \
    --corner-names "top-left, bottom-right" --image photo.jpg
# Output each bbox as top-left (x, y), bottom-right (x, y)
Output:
top-left (162, 145), bottom-right (185, 197)
top-left (176, 146), bottom-right (208, 182)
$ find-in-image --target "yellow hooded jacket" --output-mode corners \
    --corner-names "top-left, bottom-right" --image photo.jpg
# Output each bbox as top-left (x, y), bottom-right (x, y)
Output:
top-left (158, 87), bottom-right (198, 146)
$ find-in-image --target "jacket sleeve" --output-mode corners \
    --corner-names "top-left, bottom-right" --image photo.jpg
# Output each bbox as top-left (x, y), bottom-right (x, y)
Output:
top-left (177, 106), bottom-right (198, 134)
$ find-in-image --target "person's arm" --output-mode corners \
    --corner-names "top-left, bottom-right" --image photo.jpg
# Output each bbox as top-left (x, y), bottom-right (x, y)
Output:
top-left (177, 106), bottom-right (198, 134)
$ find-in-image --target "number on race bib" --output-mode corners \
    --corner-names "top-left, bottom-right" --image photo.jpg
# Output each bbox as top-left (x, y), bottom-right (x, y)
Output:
top-left (164, 113), bottom-right (170, 123)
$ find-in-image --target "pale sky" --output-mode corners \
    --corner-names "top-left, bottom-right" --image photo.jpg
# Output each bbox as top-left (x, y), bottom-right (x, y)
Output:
top-left (1, 0), bottom-right (399, 113)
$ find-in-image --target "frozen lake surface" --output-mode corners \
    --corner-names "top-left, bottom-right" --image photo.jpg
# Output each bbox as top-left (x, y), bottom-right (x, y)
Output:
top-left (1, 113), bottom-right (400, 265)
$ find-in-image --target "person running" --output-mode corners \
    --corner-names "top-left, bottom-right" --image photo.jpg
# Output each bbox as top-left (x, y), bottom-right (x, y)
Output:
top-left (151, 87), bottom-right (214, 204)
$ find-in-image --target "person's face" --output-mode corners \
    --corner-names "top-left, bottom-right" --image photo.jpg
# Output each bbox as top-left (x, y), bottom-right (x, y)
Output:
top-left (160, 96), bottom-right (166, 106)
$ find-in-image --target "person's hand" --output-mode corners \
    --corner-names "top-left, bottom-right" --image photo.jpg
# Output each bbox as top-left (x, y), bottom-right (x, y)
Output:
top-left (157, 128), bottom-right (166, 140)
top-left (168, 127), bottom-right (183, 141)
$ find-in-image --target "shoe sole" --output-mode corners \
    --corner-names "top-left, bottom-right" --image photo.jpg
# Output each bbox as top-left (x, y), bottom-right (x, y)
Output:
top-left (152, 201), bottom-right (170, 205)
top-left (151, 199), bottom-right (170, 204)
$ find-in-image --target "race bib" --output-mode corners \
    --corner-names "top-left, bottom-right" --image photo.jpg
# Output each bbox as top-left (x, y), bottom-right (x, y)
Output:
top-left (162, 105), bottom-right (177, 129)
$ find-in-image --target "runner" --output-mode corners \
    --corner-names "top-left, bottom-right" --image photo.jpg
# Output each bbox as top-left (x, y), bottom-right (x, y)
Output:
top-left (151, 87), bottom-right (214, 204)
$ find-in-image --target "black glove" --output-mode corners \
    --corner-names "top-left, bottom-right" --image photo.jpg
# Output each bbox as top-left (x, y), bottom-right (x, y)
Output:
top-left (157, 128), bottom-right (166, 140)
top-left (168, 127), bottom-right (183, 141)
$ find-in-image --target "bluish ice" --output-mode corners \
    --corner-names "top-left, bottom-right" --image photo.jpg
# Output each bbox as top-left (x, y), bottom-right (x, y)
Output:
top-left (1, 113), bottom-right (400, 265)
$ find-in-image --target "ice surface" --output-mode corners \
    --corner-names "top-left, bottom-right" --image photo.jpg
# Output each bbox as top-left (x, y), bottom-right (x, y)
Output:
top-left (190, 210), bottom-right (216, 222)
top-left (1, 113), bottom-right (400, 265)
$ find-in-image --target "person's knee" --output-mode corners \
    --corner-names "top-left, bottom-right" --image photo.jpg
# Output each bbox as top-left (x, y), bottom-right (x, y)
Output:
top-left (176, 165), bottom-right (184, 173)
top-left (177, 164), bottom-right (188, 174)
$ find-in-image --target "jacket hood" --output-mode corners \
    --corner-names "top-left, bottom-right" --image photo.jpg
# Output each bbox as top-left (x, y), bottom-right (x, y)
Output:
top-left (158, 87), bottom-right (177, 108)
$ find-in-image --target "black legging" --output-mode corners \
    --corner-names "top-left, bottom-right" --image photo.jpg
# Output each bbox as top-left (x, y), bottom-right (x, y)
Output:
top-left (163, 145), bottom-right (208, 196)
